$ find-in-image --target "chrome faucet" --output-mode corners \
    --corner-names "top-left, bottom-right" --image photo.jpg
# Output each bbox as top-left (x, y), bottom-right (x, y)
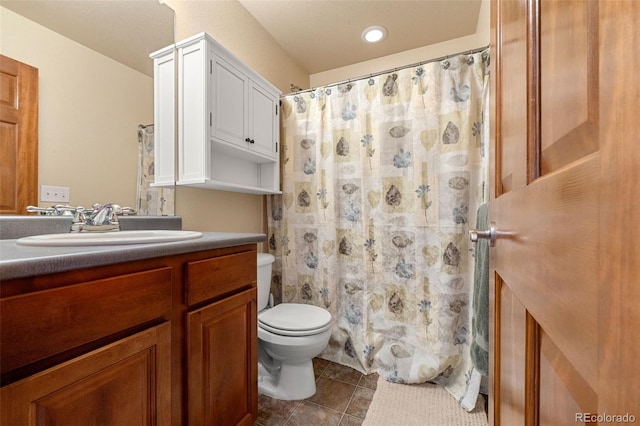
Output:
top-left (27, 203), bottom-right (136, 233)
top-left (75, 203), bottom-right (121, 232)
top-left (87, 203), bottom-right (120, 226)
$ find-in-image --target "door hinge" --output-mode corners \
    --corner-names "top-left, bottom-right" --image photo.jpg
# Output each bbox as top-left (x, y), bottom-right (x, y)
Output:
top-left (210, 112), bottom-right (212, 127)
top-left (210, 60), bottom-right (212, 74)
top-left (275, 104), bottom-right (278, 115)
top-left (276, 142), bottom-right (278, 152)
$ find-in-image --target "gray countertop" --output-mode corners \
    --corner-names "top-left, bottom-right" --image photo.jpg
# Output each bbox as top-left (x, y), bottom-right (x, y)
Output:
top-left (0, 232), bottom-right (266, 281)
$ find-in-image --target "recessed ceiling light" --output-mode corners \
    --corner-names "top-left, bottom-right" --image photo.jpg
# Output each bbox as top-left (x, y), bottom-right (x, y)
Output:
top-left (361, 25), bottom-right (387, 43)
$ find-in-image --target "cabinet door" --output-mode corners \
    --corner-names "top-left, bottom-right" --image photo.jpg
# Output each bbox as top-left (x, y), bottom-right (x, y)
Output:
top-left (248, 82), bottom-right (278, 159)
top-left (179, 39), bottom-right (208, 184)
top-left (212, 55), bottom-right (247, 148)
top-left (187, 288), bottom-right (257, 426)
top-left (151, 48), bottom-right (176, 187)
top-left (1, 323), bottom-right (171, 426)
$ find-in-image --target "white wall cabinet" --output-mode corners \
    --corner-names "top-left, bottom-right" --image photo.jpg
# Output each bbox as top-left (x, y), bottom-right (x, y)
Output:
top-left (151, 33), bottom-right (281, 194)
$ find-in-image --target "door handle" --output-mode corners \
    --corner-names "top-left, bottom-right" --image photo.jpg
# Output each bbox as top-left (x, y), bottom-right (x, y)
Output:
top-left (469, 222), bottom-right (497, 247)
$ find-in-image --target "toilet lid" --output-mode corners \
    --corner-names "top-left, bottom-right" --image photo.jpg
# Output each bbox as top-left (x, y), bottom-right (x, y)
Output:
top-left (259, 320), bottom-right (331, 337)
top-left (258, 303), bottom-right (331, 333)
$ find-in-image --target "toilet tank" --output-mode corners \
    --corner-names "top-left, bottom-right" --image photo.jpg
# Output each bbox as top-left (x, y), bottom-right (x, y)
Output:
top-left (257, 253), bottom-right (275, 311)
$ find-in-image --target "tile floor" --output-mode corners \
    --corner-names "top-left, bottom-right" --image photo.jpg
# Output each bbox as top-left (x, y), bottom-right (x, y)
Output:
top-left (255, 358), bottom-right (378, 426)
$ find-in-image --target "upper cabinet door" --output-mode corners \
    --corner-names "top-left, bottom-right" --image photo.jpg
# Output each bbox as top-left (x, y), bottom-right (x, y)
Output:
top-left (213, 54), bottom-right (278, 161)
top-left (176, 37), bottom-right (208, 184)
top-left (212, 55), bottom-right (247, 148)
top-left (248, 81), bottom-right (278, 158)
top-left (151, 47), bottom-right (176, 187)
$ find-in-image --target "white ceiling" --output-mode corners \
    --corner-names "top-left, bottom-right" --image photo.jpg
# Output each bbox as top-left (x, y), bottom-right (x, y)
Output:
top-left (239, 0), bottom-right (483, 74)
top-left (2, 0), bottom-right (483, 77)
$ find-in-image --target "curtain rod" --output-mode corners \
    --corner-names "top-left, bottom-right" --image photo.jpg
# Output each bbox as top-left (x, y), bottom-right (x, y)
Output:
top-left (284, 44), bottom-right (489, 97)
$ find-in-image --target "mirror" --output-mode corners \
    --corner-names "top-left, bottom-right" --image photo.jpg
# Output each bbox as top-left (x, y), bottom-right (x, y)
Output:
top-left (1, 0), bottom-right (174, 213)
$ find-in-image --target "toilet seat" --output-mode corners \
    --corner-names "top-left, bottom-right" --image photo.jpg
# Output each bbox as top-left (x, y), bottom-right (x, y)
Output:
top-left (259, 303), bottom-right (331, 337)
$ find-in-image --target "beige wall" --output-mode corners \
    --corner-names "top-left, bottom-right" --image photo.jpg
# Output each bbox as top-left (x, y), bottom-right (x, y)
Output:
top-left (0, 7), bottom-right (151, 209)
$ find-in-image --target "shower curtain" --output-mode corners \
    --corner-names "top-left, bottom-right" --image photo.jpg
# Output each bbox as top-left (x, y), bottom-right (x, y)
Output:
top-left (136, 124), bottom-right (175, 216)
top-left (267, 49), bottom-right (489, 409)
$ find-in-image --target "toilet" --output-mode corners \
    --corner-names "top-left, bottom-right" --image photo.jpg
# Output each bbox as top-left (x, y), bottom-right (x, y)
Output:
top-left (256, 253), bottom-right (332, 400)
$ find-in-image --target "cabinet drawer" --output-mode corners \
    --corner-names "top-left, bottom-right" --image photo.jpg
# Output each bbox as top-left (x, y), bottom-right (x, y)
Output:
top-left (185, 251), bottom-right (256, 306)
top-left (1, 267), bottom-right (172, 376)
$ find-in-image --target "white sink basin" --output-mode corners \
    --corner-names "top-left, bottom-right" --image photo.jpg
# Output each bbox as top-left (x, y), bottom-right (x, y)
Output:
top-left (16, 230), bottom-right (203, 247)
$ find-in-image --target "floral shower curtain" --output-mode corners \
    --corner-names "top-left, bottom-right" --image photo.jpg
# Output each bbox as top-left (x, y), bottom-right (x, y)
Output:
top-left (267, 49), bottom-right (489, 409)
top-left (136, 124), bottom-right (175, 216)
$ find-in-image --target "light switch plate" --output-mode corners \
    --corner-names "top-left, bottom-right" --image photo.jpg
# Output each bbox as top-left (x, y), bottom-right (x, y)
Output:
top-left (40, 185), bottom-right (70, 203)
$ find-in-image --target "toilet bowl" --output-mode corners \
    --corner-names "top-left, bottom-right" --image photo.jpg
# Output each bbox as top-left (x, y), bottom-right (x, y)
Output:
top-left (256, 253), bottom-right (332, 400)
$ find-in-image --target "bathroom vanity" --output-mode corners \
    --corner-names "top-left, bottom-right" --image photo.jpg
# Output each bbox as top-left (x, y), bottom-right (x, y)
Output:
top-left (0, 232), bottom-right (264, 425)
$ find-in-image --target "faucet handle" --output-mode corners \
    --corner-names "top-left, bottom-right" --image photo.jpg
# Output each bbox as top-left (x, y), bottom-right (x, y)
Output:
top-left (27, 205), bottom-right (76, 216)
top-left (107, 204), bottom-right (122, 224)
top-left (107, 203), bottom-right (122, 213)
top-left (70, 206), bottom-right (86, 232)
top-left (26, 205), bottom-right (55, 215)
top-left (119, 206), bottom-right (137, 215)
top-left (73, 206), bottom-right (86, 220)
top-left (53, 204), bottom-right (75, 216)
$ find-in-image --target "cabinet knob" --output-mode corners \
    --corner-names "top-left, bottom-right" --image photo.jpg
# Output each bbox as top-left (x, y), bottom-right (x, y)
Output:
top-left (245, 138), bottom-right (251, 143)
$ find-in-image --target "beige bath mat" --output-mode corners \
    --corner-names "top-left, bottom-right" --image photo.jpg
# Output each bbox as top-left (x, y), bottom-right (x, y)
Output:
top-left (363, 378), bottom-right (488, 426)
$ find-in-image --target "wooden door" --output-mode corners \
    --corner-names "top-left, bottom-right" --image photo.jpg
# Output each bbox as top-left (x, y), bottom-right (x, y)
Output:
top-left (489, 0), bottom-right (640, 424)
top-left (0, 55), bottom-right (38, 214)
top-left (0, 323), bottom-right (172, 425)
top-left (187, 287), bottom-right (257, 426)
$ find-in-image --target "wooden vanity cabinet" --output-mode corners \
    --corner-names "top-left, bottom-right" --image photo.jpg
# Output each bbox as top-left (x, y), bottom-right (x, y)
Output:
top-left (0, 266), bottom-right (174, 425)
top-left (184, 251), bottom-right (258, 426)
top-left (1, 323), bottom-right (172, 425)
top-left (187, 288), bottom-right (257, 426)
top-left (0, 243), bottom-right (259, 426)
